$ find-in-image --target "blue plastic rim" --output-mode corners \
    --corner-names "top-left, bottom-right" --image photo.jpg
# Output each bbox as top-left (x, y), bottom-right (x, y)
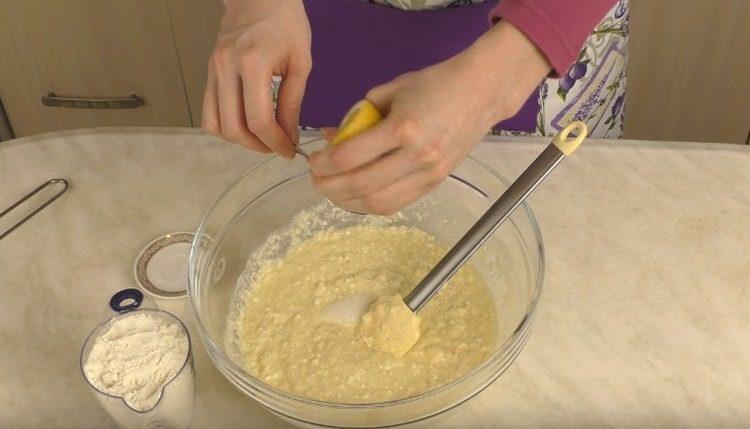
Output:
top-left (109, 288), bottom-right (144, 313)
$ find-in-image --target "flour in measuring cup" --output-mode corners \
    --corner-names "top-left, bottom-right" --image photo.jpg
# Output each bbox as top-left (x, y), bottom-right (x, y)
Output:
top-left (83, 313), bottom-right (189, 412)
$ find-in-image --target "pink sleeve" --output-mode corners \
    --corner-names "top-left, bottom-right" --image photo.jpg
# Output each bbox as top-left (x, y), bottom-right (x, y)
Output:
top-left (489, 0), bottom-right (617, 77)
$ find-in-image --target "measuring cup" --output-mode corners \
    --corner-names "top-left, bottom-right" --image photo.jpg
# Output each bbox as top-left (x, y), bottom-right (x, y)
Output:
top-left (79, 289), bottom-right (195, 428)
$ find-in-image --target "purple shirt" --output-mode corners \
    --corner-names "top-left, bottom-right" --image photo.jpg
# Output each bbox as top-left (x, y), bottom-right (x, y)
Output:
top-left (299, 0), bottom-right (615, 131)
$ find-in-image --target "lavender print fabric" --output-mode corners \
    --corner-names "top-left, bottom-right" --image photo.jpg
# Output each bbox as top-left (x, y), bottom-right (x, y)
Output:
top-left (531, 0), bottom-right (630, 138)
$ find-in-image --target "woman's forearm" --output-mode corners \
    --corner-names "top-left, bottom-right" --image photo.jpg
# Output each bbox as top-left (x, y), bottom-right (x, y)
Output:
top-left (455, 20), bottom-right (551, 125)
top-left (490, 0), bottom-right (618, 76)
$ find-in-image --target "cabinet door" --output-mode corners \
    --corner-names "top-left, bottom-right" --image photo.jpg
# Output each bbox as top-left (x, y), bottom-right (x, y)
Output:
top-left (167, 0), bottom-right (224, 126)
top-left (0, 0), bottom-right (191, 137)
top-left (625, 0), bottom-right (750, 144)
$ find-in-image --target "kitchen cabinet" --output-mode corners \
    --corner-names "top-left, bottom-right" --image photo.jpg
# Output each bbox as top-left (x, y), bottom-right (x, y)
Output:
top-left (0, 0), bottom-right (191, 137)
top-left (625, 0), bottom-right (750, 144)
top-left (0, 0), bottom-right (748, 144)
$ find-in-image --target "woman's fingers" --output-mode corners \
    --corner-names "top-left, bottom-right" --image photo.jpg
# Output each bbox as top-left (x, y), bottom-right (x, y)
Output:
top-left (240, 61), bottom-right (296, 158)
top-left (205, 0), bottom-right (312, 156)
top-left (276, 58), bottom-right (311, 146)
top-left (201, 67), bottom-right (221, 135)
top-left (308, 120), bottom-right (401, 176)
top-left (215, 56), bottom-right (271, 153)
top-left (311, 148), bottom-right (420, 202)
top-left (336, 171), bottom-right (440, 215)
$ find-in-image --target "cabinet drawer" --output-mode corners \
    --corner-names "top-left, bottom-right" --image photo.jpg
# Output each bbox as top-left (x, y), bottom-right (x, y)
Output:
top-left (0, 0), bottom-right (191, 137)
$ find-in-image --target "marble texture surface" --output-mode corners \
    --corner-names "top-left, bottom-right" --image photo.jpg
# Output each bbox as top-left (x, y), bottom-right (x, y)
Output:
top-left (0, 128), bottom-right (748, 428)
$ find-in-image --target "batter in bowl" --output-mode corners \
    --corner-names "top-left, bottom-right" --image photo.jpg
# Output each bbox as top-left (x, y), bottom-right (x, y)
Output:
top-left (234, 224), bottom-right (498, 403)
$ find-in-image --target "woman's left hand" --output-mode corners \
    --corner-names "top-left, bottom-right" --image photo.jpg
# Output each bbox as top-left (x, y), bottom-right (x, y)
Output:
top-left (308, 21), bottom-right (551, 215)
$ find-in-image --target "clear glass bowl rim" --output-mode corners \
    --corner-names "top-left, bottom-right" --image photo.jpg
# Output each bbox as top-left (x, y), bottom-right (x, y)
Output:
top-left (187, 138), bottom-right (545, 411)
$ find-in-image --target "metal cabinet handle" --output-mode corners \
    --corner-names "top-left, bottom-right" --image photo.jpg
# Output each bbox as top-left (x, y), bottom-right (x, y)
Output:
top-left (41, 92), bottom-right (143, 109)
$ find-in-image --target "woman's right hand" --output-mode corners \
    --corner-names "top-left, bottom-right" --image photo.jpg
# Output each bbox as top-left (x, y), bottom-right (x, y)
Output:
top-left (202, 0), bottom-right (312, 158)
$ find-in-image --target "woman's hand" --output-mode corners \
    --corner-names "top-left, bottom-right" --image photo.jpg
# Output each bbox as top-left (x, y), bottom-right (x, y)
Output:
top-left (202, 0), bottom-right (311, 158)
top-left (308, 21), bottom-right (551, 215)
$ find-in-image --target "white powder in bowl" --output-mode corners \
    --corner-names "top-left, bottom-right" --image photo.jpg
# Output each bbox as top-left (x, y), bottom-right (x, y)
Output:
top-left (83, 312), bottom-right (189, 412)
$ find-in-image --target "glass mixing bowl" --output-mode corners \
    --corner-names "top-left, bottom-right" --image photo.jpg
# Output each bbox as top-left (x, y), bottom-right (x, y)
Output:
top-left (188, 138), bottom-right (544, 428)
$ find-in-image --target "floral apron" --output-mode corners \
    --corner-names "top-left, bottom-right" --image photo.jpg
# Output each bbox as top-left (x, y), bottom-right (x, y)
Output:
top-left (282, 0), bottom-right (629, 138)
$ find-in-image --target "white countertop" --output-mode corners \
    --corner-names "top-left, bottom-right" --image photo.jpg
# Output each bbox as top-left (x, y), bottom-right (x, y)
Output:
top-left (1, 128), bottom-right (748, 428)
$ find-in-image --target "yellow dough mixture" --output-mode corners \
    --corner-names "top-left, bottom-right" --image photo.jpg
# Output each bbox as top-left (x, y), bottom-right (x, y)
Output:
top-left (357, 294), bottom-right (421, 357)
top-left (235, 224), bottom-right (498, 403)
